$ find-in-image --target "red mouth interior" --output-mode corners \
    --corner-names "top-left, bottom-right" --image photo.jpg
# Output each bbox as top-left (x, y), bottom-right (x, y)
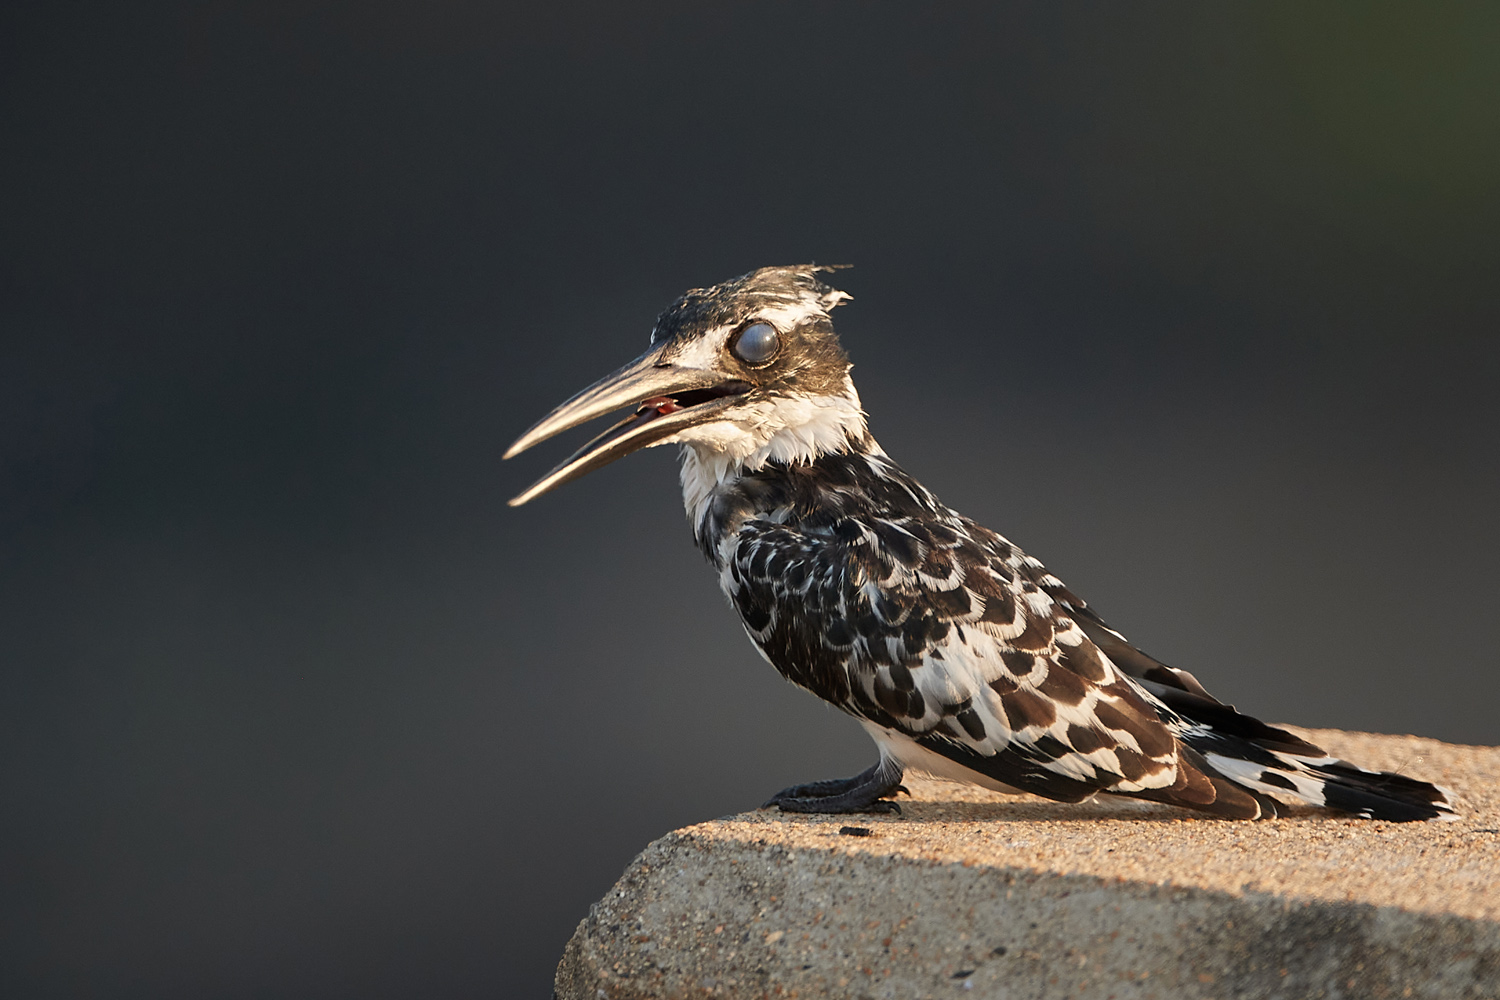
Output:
top-left (638, 382), bottom-right (752, 418)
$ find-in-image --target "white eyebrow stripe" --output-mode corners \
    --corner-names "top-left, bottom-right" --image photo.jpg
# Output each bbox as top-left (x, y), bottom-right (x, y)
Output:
top-left (668, 324), bottom-right (736, 369)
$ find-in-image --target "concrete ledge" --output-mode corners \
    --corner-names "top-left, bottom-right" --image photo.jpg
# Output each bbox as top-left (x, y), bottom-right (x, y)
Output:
top-left (556, 728), bottom-right (1500, 999)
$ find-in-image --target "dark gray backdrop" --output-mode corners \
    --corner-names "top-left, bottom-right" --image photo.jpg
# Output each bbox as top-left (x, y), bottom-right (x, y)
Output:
top-left (4, 4), bottom-right (1498, 997)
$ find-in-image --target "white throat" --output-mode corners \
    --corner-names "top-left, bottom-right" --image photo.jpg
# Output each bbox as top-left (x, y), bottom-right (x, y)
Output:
top-left (665, 383), bottom-right (868, 526)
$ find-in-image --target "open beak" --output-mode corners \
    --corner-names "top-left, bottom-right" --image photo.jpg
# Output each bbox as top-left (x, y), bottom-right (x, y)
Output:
top-left (503, 344), bottom-right (751, 506)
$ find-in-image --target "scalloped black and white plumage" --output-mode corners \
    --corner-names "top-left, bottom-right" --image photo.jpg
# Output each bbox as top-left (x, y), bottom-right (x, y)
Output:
top-left (506, 265), bottom-right (1456, 822)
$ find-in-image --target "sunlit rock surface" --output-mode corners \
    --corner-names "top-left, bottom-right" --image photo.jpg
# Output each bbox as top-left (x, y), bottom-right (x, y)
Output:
top-left (556, 728), bottom-right (1499, 999)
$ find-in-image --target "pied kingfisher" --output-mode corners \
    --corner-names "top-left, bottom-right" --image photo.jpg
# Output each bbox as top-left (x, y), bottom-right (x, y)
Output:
top-left (505, 265), bottom-right (1454, 822)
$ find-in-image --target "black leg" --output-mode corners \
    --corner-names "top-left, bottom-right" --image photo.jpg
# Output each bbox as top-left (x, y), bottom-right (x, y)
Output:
top-left (762, 760), bottom-right (907, 814)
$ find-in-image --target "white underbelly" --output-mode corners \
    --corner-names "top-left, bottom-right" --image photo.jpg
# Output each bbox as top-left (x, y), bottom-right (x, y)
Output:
top-left (858, 720), bottom-right (1033, 796)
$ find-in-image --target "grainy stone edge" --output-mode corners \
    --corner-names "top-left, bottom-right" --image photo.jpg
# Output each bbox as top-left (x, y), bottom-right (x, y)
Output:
top-left (556, 830), bottom-right (1500, 1000)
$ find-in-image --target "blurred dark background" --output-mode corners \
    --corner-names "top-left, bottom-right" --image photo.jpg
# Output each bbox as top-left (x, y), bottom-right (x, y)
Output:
top-left (3, 3), bottom-right (1498, 996)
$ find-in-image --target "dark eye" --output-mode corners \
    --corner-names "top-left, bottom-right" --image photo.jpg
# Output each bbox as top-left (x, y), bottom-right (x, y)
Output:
top-left (731, 322), bottom-right (780, 366)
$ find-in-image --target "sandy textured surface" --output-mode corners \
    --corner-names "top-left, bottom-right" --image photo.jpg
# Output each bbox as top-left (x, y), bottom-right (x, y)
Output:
top-left (686, 728), bottom-right (1499, 923)
top-left (557, 729), bottom-right (1500, 999)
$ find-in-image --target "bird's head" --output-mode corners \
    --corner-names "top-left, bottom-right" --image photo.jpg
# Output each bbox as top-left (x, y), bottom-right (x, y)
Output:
top-left (505, 265), bottom-right (865, 506)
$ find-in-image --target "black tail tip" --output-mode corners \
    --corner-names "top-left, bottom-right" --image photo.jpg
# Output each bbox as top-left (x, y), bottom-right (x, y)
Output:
top-left (1317, 763), bottom-right (1459, 822)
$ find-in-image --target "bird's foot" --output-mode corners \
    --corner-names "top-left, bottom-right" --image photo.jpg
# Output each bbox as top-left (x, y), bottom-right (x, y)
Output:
top-left (762, 761), bottom-right (906, 814)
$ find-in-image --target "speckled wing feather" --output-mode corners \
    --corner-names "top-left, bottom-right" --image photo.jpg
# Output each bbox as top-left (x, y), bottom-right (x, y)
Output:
top-left (719, 456), bottom-right (1268, 818)
top-left (1038, 583), bottom-right (1455, 821)
top-left (715, 450), bottom-right (1456, 821)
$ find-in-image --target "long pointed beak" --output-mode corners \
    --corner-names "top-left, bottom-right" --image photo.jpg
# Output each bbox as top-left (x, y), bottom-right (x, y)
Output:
top-left (503, 345), bottom-right (750, 506)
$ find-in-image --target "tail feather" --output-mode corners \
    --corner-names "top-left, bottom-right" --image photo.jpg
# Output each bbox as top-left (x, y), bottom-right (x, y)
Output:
top-left (1196, 738), bottom-right (1458, 822)
top-left (1065, 607), bottom-right (1458, 822)
top-left (1123, 743), bottom-right (1284, 820)
top-left (1306, 759), bottom-right (1456, 822)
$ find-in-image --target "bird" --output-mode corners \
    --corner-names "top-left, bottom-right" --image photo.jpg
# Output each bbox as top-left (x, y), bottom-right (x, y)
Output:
top-left (504, 265), bottom-right (1456, 822)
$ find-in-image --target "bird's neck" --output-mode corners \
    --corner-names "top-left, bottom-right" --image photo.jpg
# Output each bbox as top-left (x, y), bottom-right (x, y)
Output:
top-left (677, 390), bottom-right (874, 557)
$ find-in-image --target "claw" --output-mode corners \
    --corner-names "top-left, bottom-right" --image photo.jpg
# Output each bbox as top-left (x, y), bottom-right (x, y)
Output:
top-left (760, 760), bottom-right (906, 815)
